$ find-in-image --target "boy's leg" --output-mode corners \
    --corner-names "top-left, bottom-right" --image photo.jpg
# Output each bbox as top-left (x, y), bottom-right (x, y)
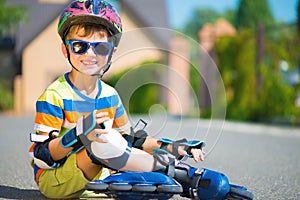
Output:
top-left (38, 154), bottom-right (106, 199)
top-left (76, 148), bottom-right (104, 180)
top-left (82, 130), bottom-right (202, 190)
top-left (80, 126), bottom-right (198, 180)
top-left (119, 148), bottom-right (154, 172)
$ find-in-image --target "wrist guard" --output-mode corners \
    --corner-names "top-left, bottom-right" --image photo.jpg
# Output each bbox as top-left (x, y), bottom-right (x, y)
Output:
top-left (60, 127), bottom-right (83, 153)
top-left (156, 138), bottom-right (205, 160)
top-left (60, 111), bottom-right (102, 153)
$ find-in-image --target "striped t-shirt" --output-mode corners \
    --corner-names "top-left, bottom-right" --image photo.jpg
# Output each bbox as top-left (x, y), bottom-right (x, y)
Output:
top-left (29, 72), bottom-right (131, 183)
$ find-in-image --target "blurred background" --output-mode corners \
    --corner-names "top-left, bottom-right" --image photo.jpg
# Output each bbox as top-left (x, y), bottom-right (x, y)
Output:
top-left (0, 0), bottom-right (299, 125)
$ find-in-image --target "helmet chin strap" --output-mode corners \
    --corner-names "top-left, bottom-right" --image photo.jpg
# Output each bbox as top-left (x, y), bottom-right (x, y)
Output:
top-left (96, 61), bottom-right (111, 78)
top-left (66, 47), bottom-right (113, 78)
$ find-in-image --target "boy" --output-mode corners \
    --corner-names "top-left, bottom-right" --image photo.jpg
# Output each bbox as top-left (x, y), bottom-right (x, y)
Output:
top-left (29, 0), bottom-right (205, 198)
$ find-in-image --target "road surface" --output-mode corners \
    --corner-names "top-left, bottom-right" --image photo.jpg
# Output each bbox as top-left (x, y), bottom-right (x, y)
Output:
top-left (0, 114), bottom-right (299, 199)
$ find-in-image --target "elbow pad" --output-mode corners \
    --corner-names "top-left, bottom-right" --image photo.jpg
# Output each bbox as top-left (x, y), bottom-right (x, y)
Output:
top-left (122, 128), bottom-right (148, 150)
top-left (122, 119), bottom-right (148, 149)
top-left (33, 131), bottom-right (67, 169)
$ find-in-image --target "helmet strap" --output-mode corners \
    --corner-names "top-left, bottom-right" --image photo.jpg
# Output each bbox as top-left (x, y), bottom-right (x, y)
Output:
top-left (66, 48), bottom-right (81, 73)
top-left (97, 48), bottom-right (113, 78)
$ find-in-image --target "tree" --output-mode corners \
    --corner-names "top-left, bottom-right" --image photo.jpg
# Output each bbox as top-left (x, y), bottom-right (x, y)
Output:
top-left (0, 0), bottom-right (27, 37)
top-left (236, 0), bottom-right (275, 31)
top-left (215, 31), bottom-right (299, 123)
top-left (0, 0), bottom-right (27, 111)
top-left (183, 9), bottom-right (220, 40)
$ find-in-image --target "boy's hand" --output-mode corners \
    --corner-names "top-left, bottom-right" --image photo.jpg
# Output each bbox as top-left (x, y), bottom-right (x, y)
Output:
top-left (161, 139), bottom-right (205, 162)
top-left (86, 112), bottom-right (110, 143)
top-left (176, 146), bottom-right (206, 162)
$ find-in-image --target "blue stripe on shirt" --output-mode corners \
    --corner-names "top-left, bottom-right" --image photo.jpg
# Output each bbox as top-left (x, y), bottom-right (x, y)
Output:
top-left (115, 104), bottom-right (125, 118)
top-left (36, 101), bottom-right (63, 119)
top-left (63, 95), bottom-right (120, 113)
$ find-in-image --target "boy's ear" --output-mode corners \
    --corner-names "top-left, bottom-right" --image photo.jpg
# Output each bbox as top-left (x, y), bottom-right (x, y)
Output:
top-left (61, 43), bottom-right (68, 58)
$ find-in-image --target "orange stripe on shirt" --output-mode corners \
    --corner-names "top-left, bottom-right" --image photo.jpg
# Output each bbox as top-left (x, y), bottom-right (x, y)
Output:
top-left (35, 112), bottom-right (63, 130)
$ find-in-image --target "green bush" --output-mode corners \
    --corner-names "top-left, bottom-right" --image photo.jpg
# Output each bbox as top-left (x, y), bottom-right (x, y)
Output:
top-left (105, 60), bottom-right (163, 114)
top-left (215, 30), bottom-right (299, 124)
top-left (0, 79), bottom-right (13, 111)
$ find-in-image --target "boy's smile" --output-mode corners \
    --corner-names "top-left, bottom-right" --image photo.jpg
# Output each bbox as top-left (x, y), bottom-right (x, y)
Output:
top-left (81, 59), bottom-right (98, 67)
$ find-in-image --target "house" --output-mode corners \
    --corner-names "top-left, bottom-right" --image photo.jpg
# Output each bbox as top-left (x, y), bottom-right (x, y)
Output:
top-left (7, 0), bottom-right (171, 114)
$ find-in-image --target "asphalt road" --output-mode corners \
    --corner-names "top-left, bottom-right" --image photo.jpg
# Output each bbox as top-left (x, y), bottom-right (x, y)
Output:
top-left (0, 114), bottom-right (299, 199)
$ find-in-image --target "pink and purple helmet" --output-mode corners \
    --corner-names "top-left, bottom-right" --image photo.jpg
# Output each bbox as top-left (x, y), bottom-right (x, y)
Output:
top-left (58, 0), bottom-right (122, 46)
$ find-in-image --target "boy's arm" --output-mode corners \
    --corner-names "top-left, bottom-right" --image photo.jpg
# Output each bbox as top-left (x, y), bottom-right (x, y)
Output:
top-left (121, 128), bottom-right (205, 162)
top-left (141, 136), bottom-right (163, 153)
top-left (143, 136), bottom-right (205, 162)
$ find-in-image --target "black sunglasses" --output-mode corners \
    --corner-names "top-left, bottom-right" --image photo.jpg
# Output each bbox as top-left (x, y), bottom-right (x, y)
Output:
top-left (65, 40), bottom-right (113, 56)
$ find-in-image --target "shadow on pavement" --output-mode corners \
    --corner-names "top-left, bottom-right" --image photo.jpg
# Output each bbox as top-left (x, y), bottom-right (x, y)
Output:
top-left (0, 185), bottom-right (47, 199)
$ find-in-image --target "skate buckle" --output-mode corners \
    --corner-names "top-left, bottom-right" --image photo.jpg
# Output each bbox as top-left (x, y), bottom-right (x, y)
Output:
top-left (190, 188), bottom-right (200, 200)
top-left (195, 168), bottom-right (204, 175)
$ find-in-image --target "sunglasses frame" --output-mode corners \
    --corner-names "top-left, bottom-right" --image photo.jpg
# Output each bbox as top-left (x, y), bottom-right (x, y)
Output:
top-left (65, 40), bottom-right (113, 56)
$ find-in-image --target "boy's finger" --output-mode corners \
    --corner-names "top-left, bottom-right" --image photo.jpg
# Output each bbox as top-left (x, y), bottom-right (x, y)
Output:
top-left (96, 117), bottom-right (110, 125)
top-left (96, 112), bottom-right (109, 118)
top-left (94, 129), bottom-right (109, 135)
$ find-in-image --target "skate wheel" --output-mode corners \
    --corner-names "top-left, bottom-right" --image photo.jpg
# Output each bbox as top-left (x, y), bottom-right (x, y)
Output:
top-left (132, 184), bottom-right (157, 192)
top-left (157, 184), bottom-right (183, 193)
top-left (108, 183), bottom-right (132, 191)
top-left (85, 181), bottom-right (108, 191)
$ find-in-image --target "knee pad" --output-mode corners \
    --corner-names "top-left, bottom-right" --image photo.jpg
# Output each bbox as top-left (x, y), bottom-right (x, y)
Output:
top-left (66, 111), bottom-right (132, 170)
top-left (80, 128), bottom-right (132, 170)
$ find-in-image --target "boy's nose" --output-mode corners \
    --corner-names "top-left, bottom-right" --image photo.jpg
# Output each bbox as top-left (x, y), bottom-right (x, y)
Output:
top-left (86, 45), bottom-right (97, 55)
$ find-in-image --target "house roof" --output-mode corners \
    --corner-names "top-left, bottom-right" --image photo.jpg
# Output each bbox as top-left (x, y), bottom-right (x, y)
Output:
top-left (7, 0), bottom-right (171, 60)
top-left (7, 0), bottom-right (68, 58)
top-left (122, 0), bottom-right (171, 48)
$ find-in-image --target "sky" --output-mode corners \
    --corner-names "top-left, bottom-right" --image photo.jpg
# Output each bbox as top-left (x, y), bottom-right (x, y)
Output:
top-left (166, 0), bottom-right (298, 29)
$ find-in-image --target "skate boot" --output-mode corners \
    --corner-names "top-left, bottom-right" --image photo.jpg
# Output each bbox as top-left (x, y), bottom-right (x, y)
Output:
top-left (153, 153), bottom-right (253, 200)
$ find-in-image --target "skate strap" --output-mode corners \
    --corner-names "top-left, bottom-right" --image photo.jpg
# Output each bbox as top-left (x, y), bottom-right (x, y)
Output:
top-left (157, 138), bottom-right (205, 160)
top-left (153, 153), bottom-right (176, 177)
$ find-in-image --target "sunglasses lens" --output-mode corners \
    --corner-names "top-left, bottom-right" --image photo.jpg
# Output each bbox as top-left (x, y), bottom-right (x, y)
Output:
top-left (72, 41), bottom-right (88, 54)
top-left (94, 43), bottom-right (111, 55)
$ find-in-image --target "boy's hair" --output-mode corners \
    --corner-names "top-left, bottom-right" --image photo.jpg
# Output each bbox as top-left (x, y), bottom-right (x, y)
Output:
top-left (65, 24), bottom-right (113, 43)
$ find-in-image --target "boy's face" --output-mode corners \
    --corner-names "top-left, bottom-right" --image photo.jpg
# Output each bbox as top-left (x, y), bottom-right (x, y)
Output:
top-left (63, 27), bottom-right (113, 76)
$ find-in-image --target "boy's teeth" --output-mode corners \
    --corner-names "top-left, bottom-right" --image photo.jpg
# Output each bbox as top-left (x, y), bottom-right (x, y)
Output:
top-left (83, 60), bottom-right (96, 64)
